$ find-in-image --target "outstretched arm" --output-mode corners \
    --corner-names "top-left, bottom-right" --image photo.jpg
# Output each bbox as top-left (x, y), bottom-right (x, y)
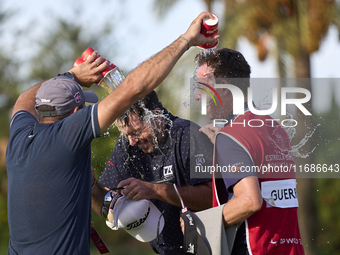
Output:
top-left (97, 12), bottom-right (219, 133)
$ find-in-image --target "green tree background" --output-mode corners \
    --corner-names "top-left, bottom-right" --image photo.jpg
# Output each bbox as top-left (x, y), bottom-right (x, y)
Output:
top-left (0, 0), bottom-right (340, 254)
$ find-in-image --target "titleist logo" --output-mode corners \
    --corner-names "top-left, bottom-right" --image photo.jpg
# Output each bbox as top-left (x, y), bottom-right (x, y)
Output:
top-left (126, 206), bottom-right (150, 230)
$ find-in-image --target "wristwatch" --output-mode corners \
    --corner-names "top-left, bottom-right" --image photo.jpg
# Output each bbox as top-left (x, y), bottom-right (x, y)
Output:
top-left (58, 72), bottom-right (74, 80)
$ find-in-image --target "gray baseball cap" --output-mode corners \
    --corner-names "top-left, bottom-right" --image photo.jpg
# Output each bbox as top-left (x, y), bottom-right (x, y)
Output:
top-left (35, 76), bottom-right (98, 116)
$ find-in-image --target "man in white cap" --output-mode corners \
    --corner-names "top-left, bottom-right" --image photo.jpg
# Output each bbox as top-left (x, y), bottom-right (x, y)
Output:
top-left (6, 12), bottom-right (219, 255)
top-left (92, 90), bottom-right (213, 254)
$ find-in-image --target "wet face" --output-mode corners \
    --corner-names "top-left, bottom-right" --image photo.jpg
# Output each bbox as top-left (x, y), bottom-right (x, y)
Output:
top-left (117, 113), bottom-right (159, 153)
top-left (195, 63), bottom-right (214, 101)
top-left (195, 64), bottom-right (229, 120)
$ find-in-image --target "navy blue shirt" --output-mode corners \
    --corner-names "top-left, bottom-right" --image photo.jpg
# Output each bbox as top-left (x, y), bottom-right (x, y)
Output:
top-left (99, 113), bottom-right (213, 255)
top-left (6, 105), bottom-right (100, 255)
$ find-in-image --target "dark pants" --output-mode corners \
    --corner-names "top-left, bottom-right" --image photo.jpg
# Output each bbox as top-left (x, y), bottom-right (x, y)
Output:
top-left (231, 243), bottom-right (249, 255)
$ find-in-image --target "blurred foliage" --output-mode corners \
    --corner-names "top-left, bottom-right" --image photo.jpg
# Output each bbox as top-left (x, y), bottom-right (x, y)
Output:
top-left (28, 19), bottom-right (112, 82)
top-left (219, 0), bottom-right (340, 60)
top-left (0, 1), bottom-right (340, 255)
top-left (314, 94), bottom-right (340, 255)
top-left (212, 1), bottom-right (339, 254)
top-left (152, 0), bottom-right (180, 17)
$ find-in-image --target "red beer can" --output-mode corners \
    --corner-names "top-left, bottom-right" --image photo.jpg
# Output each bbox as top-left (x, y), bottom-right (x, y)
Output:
top-left (79, 47), bottom-right (118, 83)
top-left (198, 13), bottom-right (219, 49)
top-left (73, 58), bottom-right (84, 67)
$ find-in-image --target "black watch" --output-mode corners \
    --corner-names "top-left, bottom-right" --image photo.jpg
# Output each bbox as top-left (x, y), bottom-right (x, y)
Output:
top-left (58, 72), bottom-right (74, 80)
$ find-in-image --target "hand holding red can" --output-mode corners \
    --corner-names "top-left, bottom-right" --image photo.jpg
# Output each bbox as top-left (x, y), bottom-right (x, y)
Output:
top-left (198, 13), bottom-right (219, 49)
top-left (74, 47), bottom-right (125, 93)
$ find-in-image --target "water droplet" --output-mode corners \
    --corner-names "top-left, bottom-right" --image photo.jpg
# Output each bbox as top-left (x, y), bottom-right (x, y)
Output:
top-left (116, 99), bottom-right (174, 172)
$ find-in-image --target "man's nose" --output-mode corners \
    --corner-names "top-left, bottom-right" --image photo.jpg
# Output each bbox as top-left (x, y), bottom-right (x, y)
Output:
top-left (194, 88), bottom-right (203, 101)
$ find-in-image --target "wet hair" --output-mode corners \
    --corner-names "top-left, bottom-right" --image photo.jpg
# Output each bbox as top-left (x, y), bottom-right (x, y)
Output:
top-left (117, 90), bottom-right (164, 126)
top-left (195, 48), bottom-right (251, 92)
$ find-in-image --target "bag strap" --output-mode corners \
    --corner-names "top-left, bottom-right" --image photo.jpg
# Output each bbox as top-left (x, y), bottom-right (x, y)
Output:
top-left (180, 209), bottom-right (198, 254)
top-left (174, 184), bottom-right (211, 255)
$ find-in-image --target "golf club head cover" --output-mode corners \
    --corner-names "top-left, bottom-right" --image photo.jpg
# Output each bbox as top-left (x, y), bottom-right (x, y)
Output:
top-left (180, 209), bottom-right (212, 255)
top-left (180, 209), bottom-right (197, 254)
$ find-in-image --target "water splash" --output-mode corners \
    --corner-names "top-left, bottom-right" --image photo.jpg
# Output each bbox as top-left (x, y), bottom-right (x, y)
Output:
top-left (185, 48), bottom-right (216, 109)
top-left (201, 47), bottom-right (217, 57)
top-left (114, 100), bottom-right (174, 174)
top-left (267, 114), bottom-right (320, 159)
top-left (102, 130), bottom-right (111, 137)
top-left (141, 107), bottom-right (173, 152)
top-left (182, 89), bottom-right (191, 109)
top-left (100, 68), bottom-right (126, 93)
top-left (287, 124), bottom-right (319, 159)
top-left (187, 48), bottom-right (319, 160)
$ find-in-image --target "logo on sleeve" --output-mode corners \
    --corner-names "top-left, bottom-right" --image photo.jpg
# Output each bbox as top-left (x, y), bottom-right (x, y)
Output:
top-left (194, 154), bottom-right (206, 166)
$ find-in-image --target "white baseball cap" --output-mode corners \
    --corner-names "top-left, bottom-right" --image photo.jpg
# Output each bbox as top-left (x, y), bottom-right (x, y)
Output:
top-left (106, 195), bottom-right (164, 242)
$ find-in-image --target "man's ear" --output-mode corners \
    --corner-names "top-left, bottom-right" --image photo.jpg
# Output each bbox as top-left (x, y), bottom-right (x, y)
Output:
top-left (154, 107), bottom-right (164, 127)
top-left (219, 79), bottom-right (231, 96)
top-left (69, 106), bottom-right (80, 115)
top-left (154, 107), bottom-right (163, 117)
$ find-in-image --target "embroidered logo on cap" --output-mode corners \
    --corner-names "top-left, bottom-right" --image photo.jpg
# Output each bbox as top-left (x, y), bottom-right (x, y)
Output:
top-left (74, 92), bottom-right (81, 103)
top-left (126, 206), bottom-right (150, 230)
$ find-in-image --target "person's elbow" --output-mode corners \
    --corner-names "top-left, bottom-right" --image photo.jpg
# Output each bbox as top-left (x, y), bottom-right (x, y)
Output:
top-left (244, 195), bottom-right (263, 215)
top-left (236, 176), bottom-right (263, 216)
top-left (252, 196), bottom-right (263, 212)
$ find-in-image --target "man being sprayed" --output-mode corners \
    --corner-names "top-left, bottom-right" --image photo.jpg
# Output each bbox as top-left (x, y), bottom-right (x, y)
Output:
top-left (6, 12), bottom-right (218, 255)
top-left (192, 48), bottom-right (305, 254)
top-left (91, 90), bottom-right (213, 254)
